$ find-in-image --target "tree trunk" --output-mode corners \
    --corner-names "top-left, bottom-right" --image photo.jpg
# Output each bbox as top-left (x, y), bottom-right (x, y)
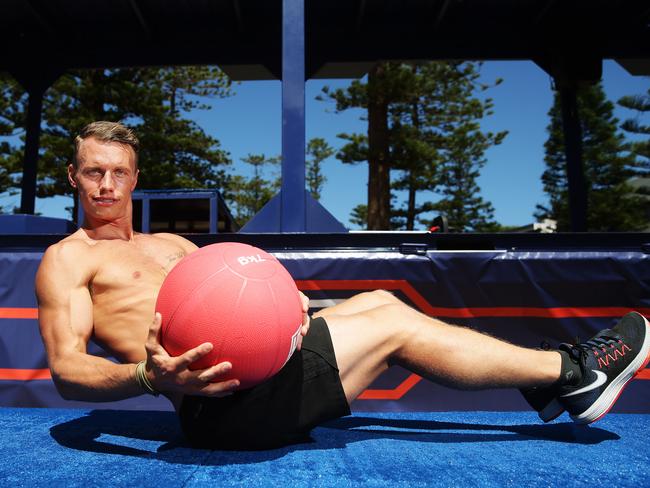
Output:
top-left (406, 100), bottom-right (420, 230)
top-left (406, 184), bottom-right (416, 230)
top-left (366, 63), bottom-right (391, 230)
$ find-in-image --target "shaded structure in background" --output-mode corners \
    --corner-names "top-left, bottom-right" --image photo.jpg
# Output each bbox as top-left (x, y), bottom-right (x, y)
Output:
top-left (1, 0), bottom-right (649, 231)
top-left (133, 190), bottom-right (238, 234)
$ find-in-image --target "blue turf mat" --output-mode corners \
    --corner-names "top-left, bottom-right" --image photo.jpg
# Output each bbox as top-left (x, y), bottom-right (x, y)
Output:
top-left (0, 408), bottom-right (648, 487)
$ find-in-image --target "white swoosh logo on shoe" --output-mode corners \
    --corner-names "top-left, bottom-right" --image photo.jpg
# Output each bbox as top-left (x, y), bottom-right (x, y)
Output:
top-left (560, 370), bottom-right (607, 398)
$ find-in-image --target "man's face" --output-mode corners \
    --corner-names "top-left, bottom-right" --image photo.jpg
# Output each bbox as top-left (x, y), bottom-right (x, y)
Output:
top-left (68, 137), bottom-right (139, 222)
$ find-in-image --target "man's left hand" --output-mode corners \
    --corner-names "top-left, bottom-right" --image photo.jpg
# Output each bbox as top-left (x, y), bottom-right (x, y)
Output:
top-left (296, 290), bottom-right (310, 351)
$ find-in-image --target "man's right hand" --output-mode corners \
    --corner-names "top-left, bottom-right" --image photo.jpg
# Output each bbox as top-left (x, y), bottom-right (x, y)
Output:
top-left (144, 312), bottom-right (240, 397)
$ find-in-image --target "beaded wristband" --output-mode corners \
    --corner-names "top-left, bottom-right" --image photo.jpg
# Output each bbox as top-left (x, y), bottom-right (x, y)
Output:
top-left (135, 360), bottom-right (159, 396)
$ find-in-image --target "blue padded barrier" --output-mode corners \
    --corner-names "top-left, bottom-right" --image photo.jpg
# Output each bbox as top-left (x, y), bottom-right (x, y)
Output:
top-left (1, 244), bottom-right (649, 412)
top-left (0, 215), bottom-right (76, 234)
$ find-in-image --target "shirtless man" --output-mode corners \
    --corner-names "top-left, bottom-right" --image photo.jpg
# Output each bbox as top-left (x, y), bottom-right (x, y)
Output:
top-left (36, 121), bottom-right (650, 450)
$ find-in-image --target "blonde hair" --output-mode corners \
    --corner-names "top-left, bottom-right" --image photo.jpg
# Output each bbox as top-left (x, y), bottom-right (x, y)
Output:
top-left (73, 121), bottom-right (140, 168)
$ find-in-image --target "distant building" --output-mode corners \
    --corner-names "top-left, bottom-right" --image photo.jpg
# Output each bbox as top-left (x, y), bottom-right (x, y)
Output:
top-left (130, 189), bottom-right (239, 234)
top-left (510, 219), bottom-right (557, 234)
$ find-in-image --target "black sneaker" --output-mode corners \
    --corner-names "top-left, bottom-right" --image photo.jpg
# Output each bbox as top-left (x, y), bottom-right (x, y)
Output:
top-left (520, 386), bottom-right (565, 422)
top-left (557, 312), bottom-right (650, 424)
top-left (520, 341), bottom-right (575, 422)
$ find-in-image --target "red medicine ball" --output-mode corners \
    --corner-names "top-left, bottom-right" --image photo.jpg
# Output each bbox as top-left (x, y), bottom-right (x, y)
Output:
top-left (156, 242), bottom-right (303, 390)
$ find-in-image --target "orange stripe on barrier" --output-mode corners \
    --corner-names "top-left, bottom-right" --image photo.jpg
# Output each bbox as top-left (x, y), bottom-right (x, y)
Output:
top-left (0, 308), bottom-right (38, 319)
top-left (358, 374), bottom-right (423, 400)
top-left (296, 279), bottom-right (650, 319)
top-left (297, 279), bottom-right (406, 292)
top-left (638, 369), bottom-right (650, 380)
top-left (0, 368), bottom-right (51, 381)
top-left (297, 279), bottom-right (650, 399)
top-left (418, 306), bottom-right (650, 319)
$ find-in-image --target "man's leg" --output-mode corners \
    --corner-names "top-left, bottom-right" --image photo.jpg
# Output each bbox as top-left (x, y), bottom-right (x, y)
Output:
top-left (316, 296), bottom-right (561, 403)
top-left (316, 289), bottom-right (403, 318)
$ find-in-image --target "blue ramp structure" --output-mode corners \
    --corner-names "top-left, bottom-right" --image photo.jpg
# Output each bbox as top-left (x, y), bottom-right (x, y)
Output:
top-left (0, 215), bottom-right (76, 234)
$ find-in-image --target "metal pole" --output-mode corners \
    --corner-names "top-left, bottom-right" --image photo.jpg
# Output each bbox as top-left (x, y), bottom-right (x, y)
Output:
top-left (142, 196), bottom-right (150, 233)
top-left (209, 195), bottom-right (218, 233)
top-left (20, 88), bottom-right (45, 214)
top-left (281, 0), bottom-right (306, 231)
top-left (558, 85), bottom-right (588, 232)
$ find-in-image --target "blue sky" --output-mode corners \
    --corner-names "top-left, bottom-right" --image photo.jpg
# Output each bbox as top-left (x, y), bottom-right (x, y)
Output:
top-left (4, 60), bottom-right (649, 229)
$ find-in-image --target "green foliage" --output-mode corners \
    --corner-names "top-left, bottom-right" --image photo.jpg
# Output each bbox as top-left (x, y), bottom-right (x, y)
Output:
top-left (306, 138), bottom-right (334, 200)
top-left (395, 62), bottom-right (506, 232)
top-left (536, 83), bottom-right (646, 231)
top-left (321, 61), bottom-right (505, 231)
top-left (321, 62), bottom-right (413, 229)
top-left (388, 63), bottom-right (444, 230)
top-left (618, 84), bottom-right (650, 227)
top-left (348, 203), bottom-right (367, 229)
top-left (0, 66), bottom-right (232, 218)
top-left (335, 133), bottom-right (368, 163)
top-left (350, 198), bottom-right (404, 230)
top-left (0, 73), bottom-right (28, 212)
top-left (619, 86), bottom-right (650, 172)
top-left (228, 153), bottom-right (280, 225)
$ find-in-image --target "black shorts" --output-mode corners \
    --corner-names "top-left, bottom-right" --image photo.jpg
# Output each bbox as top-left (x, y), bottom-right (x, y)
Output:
top-left (179, 316), bottom-right (351, 450)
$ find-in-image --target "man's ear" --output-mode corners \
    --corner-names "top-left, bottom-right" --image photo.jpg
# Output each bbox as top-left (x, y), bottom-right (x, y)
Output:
top-left (131, 168), bottom-right (139, 191)
top-left (67, 164), bottom-right (77, 189)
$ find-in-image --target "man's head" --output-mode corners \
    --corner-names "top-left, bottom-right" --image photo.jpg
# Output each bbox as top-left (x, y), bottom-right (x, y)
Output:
top-left (68, 121), bottom-right (140, 224)
top-left (72, 121), bottom-right (140, 170)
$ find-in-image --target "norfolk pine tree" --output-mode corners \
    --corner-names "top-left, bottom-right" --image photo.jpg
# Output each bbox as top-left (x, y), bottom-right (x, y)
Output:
top-left (321, 61), bottom-right (504, 231)
top-left (0, 66), bottom-right (232, 219)
top-left (321, 62), bottom-right (411, 229)
top-left (390, 62), bottom-right (505, 231)
top-left (0, 72), bottom-right (25, 208)
top-left (427, 62), bottom-right (506, 232)
top-left (389, 62), bottom-right (442, 230)
top-left (306, 137), bottom-right (334, 200)
top-left (619, 85), bottom-right (650, 171)
top-left (536, 83), bottom-right (646, 231)
top-left (619, 84), bottom-right (650, 218)
top-left (228, 153), bottom-right (280, 225)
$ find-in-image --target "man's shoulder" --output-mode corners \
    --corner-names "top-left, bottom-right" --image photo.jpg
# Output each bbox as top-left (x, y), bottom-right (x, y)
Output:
top-left (41, 231), bottom-right (95, 266)
top-left (49, 229), bottom-right (91, 248)
top-left (149, 232), bottom-right (198, 253)
top-left (150, 232), bottom-right (189, 243)
top-left (36, 231), bottom-right (97, 290)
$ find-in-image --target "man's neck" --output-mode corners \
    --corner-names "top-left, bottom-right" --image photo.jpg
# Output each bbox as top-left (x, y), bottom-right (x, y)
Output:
top-left (81, 217), bottom-right (136, 241)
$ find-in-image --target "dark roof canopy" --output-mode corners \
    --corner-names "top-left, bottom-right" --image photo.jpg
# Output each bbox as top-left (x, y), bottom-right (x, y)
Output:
top-left (2, 0), bottom-right (649, 82)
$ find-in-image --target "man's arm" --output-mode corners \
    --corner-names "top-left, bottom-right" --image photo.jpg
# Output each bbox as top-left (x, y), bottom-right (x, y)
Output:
top-left (296, 291), bottom-right (311, 351)
top-left (36, 241), bottom-right (239, 402)
top-left (36, 242), bottom-right (143, 401)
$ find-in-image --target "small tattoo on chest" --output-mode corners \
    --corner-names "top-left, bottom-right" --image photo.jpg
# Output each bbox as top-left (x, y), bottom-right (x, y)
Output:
top-left (165, 251), bottom-right (186, 264)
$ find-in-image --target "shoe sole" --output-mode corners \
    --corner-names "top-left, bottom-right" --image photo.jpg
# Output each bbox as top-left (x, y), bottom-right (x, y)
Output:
top-left (570, 312), bottom-right (650, 424)
top-left (539, 398), bottom-right (564, 422)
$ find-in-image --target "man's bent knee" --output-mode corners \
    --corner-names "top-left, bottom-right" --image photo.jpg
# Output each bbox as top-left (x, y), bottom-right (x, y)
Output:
top-left (357, 303), bottom-right (420, 348)
top-left (356, 289), bottom-right (402, 308)
top-left (371, 289), bottom-right (401, 304)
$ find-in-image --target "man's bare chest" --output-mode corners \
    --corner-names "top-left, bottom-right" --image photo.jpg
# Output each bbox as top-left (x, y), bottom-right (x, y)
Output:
top-left (87, 239), bottom-right (188, 298)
